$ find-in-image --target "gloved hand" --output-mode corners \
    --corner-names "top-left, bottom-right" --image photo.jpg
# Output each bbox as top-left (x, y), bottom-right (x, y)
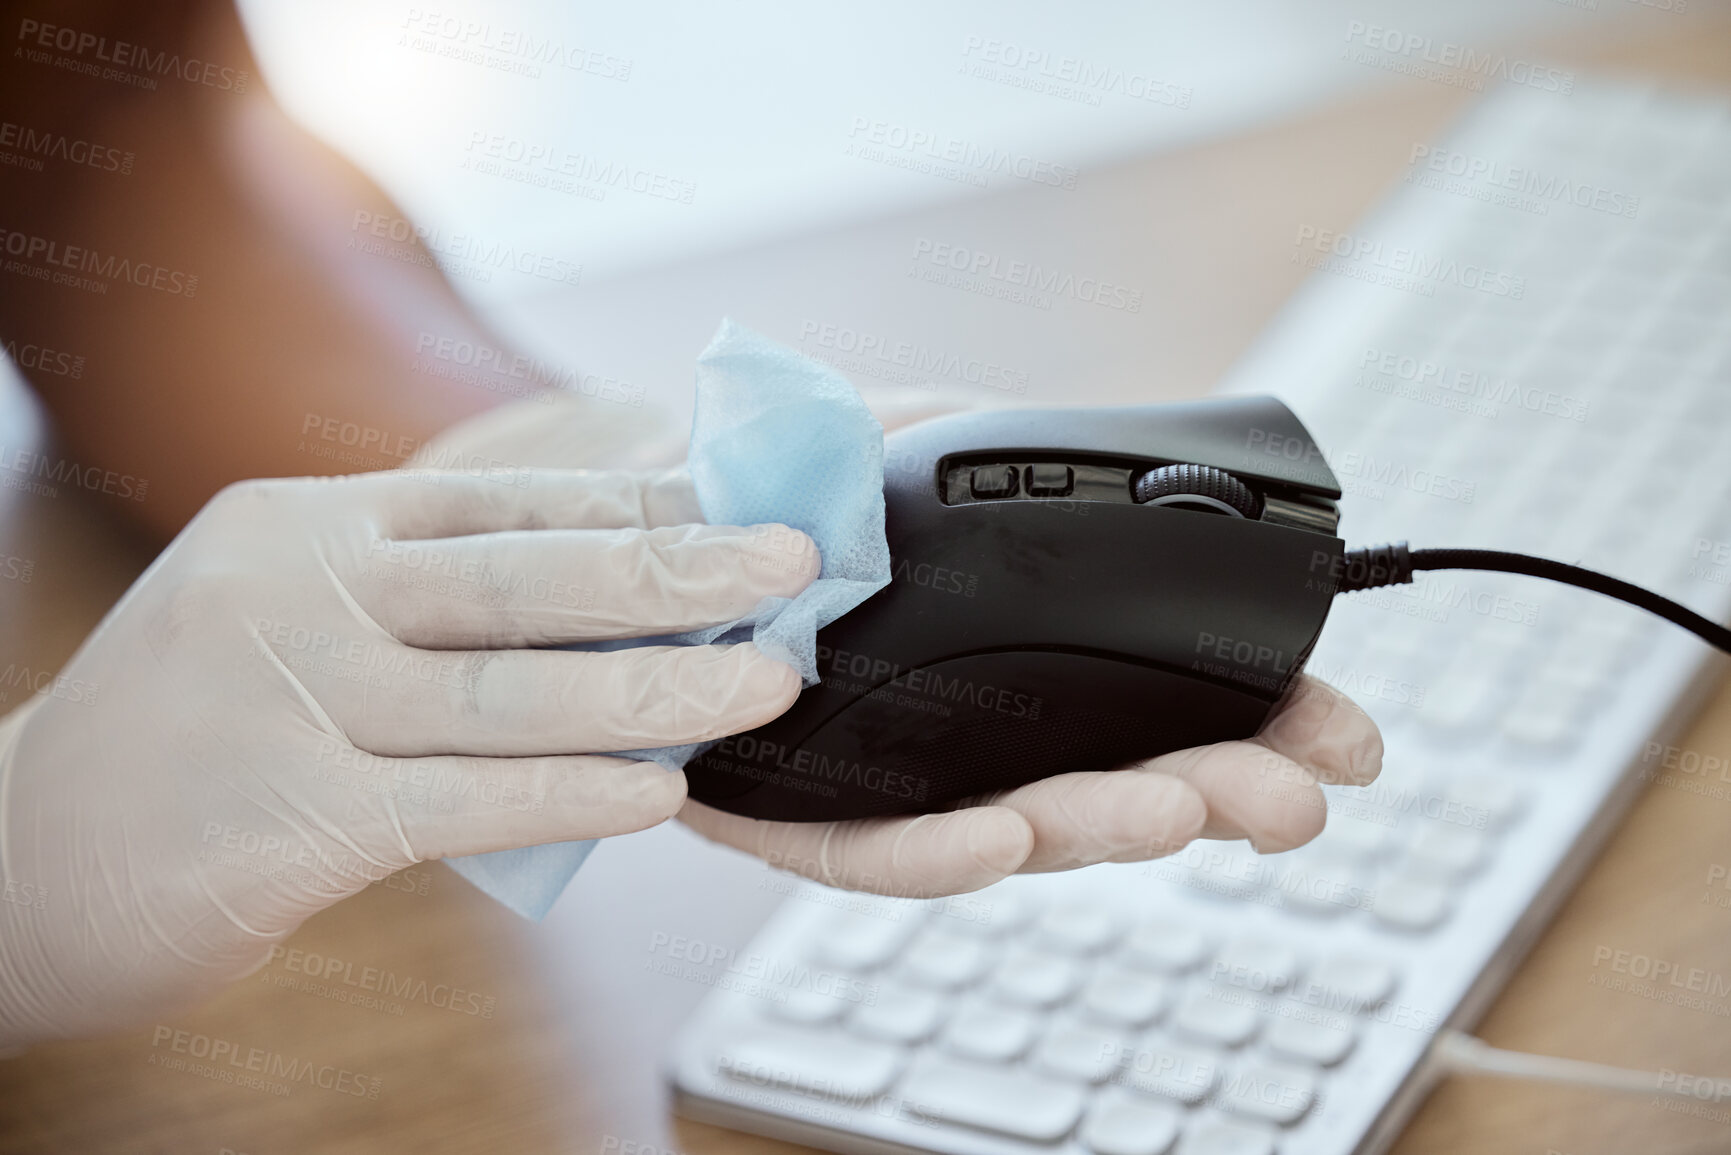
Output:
top-left (419, 395), bottom-right (1386, 899)
top-left (0, 467), bottom-right (818, 1047)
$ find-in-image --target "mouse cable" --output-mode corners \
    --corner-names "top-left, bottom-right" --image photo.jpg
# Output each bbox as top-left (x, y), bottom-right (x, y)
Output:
top-left (1432, 1029), bottom-right (1731, 1103)
top-left (1336, 542), bottom-right (1731, 655)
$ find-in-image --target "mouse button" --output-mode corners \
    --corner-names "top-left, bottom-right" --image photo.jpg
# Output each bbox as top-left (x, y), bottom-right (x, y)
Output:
top-left (968, 464), bottom-right (1020, 499)
top-left (1025, 463), bottom-right (1074, 497)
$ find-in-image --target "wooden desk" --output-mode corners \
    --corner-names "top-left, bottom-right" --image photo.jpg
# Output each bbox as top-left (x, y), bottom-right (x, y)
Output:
top-left (2, 11), bottom-right (1730, 1155)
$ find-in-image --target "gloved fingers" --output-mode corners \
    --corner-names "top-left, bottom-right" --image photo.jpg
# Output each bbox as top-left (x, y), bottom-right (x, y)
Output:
top-left (321, 642), bottom-right (801, 758)
top-left (348, 523), bottom-right (819, 648)
top-left (345, 753), bottom-right (687, 862)
top-left (677, 800), bottom-right (1035, 899)
top-left (637, 466), bottom-right (704, 527)
top-left (357, 467), bottom-right (705, 540)
top-left (1256, 674), bottom-right (1383, 787)
top-left (1140, 741), bottom-right (1327, 854)
top-left (962, 769), bottom-right (1209, 874)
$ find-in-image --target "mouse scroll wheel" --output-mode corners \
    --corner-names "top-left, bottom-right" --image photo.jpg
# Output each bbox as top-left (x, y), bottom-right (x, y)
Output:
top-left (1132, 464), bottom-right (1263, 519)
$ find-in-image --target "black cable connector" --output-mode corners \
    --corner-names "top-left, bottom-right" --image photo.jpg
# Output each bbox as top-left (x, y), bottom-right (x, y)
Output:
top-left (1335, 541), bottom-right (1414, 593)
top-left (1338, 542), bottom-right (1731, 656)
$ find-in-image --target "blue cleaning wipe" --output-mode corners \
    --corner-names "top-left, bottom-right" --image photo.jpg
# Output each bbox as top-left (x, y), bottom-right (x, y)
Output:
top-left (443, 319), bottom-right (892, 919)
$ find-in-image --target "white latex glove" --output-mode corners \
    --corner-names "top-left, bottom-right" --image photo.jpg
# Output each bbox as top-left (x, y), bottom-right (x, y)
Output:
top-left (0, 468), bottom-right (818, 1047)
top-left (419, 393), bottom-right (1385, 899)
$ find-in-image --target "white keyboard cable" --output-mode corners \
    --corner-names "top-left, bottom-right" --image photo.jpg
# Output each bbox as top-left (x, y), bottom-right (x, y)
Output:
top-left (1432, 1030), bottom-right (1731, 1102)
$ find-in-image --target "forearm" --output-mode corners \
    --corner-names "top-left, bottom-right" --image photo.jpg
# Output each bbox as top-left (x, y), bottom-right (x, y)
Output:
top-left (0, 0), bottom-right (510, 540)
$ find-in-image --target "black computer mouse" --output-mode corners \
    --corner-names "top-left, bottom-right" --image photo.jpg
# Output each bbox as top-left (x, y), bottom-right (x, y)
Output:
top-left (683, 395), bottom-right (1346, 822)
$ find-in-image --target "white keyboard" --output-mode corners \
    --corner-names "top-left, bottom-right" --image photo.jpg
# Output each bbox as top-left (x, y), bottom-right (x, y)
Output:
top-left (667, 81), bottom-right (1731, 1155)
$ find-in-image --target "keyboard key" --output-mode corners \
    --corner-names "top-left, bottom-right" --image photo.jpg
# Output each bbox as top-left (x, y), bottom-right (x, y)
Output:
top-left (1169, 850), bottom-right (1265, 902)
top-left (1434, 772), bottom-right (1529, 829)
top-left (1178, 1116), bottom-right (1279, 1155)
top-left (1264, 1016), bottom-right (1357, 1066)
top-left (1304, 955), bottom-right (1397, 1011)
top-left (716, 1024), bottom-right (903, 1099)
top-left (766, 986), bottom-right (851, 1026)
top-left (1210, 938), bottom-right (1303, 992)
top-left (1373, 874), bottom-right (1454, 931)
top-left (811, 910), bottom-right (918, 972)
top-left (1078, 966), bottom-right (1172, 1027)
top-left (940, 998), bottom-right (1039, 1062)
top-left (990, 947), bottom-right (1083, 1008)
top-left (1218, 1060), bottom-right (1317, 1125)
top-left (1170, 988), bottom-right (1262, 1048)
top-left (1122, 920), bottom-right (1211, 973)
top-left (1406, 823), bottom-right (1489, 879)
top-left (1413, 668), bottom-right (1496, 733)
top-left (1274, 853), bottom-right (1365, 918)
top-left (900, 928), bottom-right (993, 989)
top-left (1117, 1037), bottom-right (1222, 1105)
top-left (931, 886), bottom-right (1036, 936)
top-left (1081, 1089), bottom-right (1183, 1155)
top-left (1316, 814), bottom-right (1390, 860)
top-left (901, 1055), bottom-right (1087, 1141)
top-left (1500, 677), bottom-right (1591, 749)
top-left (1035, 905), bottom-right (1123, 954)
top-left (849, 982), bottom-right (946, 1044)
top-left (1031, 1019), bottom-right (1125, 1083)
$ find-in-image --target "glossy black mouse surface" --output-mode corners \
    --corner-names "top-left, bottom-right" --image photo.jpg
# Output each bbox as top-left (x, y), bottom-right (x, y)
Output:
top-left (683, 395), bottom-right (1346, 822)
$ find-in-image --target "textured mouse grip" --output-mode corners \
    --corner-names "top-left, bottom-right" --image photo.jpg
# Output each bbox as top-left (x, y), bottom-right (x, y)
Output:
top-left (1133, 463), bottom-right (1262, 518)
